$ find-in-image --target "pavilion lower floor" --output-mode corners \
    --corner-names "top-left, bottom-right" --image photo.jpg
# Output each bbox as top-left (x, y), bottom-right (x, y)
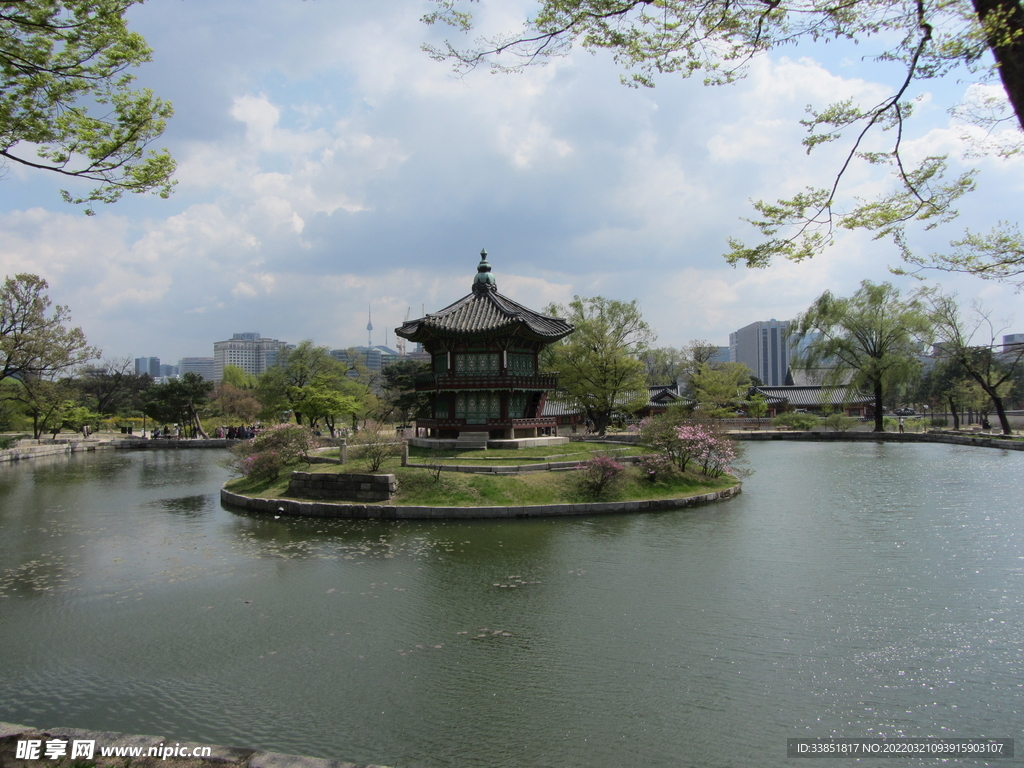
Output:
top-left (413, 417), bottom-right (558, 441)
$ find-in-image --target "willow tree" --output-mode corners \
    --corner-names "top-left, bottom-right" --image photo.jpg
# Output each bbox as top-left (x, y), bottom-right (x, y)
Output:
top-left (792, 281), bottom-right (932, 432)
top-left (424, 0), bottom-right (1024, 283)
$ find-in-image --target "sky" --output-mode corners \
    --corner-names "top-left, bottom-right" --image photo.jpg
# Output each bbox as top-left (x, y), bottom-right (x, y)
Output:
top-left (1, 0), bottom-right (1022, 365)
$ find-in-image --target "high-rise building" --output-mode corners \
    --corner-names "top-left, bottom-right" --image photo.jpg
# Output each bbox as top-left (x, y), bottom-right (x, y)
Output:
top-left (180, 357), bottom-right (216, 381)
top-left (159, 363), bottom-right (179, 378)
top-left (1002, 333), bottom-right (1024, 353)
top-left (709, 346), bottom-right (730, 366)
top-left (213, 332), bottom-right (288, 381)
top-left (135, 357), bottom-right (161, 378)
top-left (729, 319), bottom-right (792, 386)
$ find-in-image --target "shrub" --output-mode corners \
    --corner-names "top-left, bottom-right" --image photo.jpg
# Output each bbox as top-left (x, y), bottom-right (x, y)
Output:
top-left (821, 414), bottom-right (858, 432)
top-left (675, 422), bottom-right (737, 477)
top-left (352, 420), bottom-right (404, 472)
top-left (232, 423), bottom-right (319, 480)
top-left (576, 455), bottom-right (625, 498)
top-left (639, 412), bottom-right (694, 471)
top-left (638, 453), bottom-right (674, 482)
top-left (772, 412), bottom-right (820, 430)
top-left (239, 450), bottom-right (286, 482)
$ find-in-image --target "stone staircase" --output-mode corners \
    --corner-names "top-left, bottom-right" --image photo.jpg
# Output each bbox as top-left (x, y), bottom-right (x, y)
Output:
top-left (455, 432), bottom-right (489, 451)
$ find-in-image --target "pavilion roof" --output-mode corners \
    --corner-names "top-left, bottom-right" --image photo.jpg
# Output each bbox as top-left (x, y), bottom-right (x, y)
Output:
top-left (395, 251), bottom-right (574, 345)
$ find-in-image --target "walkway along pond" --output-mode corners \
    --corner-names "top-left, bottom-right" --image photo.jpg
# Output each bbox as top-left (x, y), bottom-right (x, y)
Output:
top-left (0, 440), bottom-right (1021, 768)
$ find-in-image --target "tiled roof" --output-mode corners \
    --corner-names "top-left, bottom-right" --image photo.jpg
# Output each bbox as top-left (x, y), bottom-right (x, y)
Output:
top-left (541, 385), bottom-right (694, 417)
top-left (753, 384), bottom-right (872, 407)
top-left (396, 287), bottom-right (573, 343)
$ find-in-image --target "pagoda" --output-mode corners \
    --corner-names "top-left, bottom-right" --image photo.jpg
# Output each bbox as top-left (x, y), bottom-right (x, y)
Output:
top-left (395, 250), bottom-right (574, 446)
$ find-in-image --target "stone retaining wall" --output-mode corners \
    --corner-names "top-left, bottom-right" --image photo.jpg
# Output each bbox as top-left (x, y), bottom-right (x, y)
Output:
top-left (221, 483), bottom-right (740, 520)
top-left (0, 720), bottom-right (389, 768)
top-left (0, 439), bottom-right (107, 463)
top-left (288, 472), bottom-right (397, 501)
top-left (730, 430), bottom-right (1024, 450)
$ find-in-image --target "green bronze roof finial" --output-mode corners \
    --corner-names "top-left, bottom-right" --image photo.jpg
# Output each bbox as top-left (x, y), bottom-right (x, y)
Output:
top-left (472, 247), bottom-right (496, 293)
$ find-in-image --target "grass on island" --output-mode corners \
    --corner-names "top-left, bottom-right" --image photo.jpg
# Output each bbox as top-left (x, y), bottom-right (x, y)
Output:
top-left (225, 448), bottom-right (737, 508)
top-left (312, 441), bottom-right (648, 466)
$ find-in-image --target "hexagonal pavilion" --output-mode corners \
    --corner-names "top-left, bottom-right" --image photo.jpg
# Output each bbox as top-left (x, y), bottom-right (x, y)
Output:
top-left (395, 250), bottom-right (574, 446)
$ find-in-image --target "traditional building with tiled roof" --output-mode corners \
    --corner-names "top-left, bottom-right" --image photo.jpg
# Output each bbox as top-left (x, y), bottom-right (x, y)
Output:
top-left (395, 250), bottom-right (574, 445)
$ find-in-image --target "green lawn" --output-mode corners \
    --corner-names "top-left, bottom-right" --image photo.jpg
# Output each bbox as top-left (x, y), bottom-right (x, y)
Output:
top-left (327, 441), bottom-right (645, 466)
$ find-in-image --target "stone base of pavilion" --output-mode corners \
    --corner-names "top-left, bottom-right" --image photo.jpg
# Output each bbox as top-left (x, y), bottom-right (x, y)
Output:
top-left (407, 435), bottom-right (570, 451)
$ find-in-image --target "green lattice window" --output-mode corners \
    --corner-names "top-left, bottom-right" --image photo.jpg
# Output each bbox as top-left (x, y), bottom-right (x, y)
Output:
top-left (455, 392), bottom-right (501, 422)
top-left (433, 353), bottom-right (447, 374)
top-left (455, 352), bottom-right (499, 376)
top-left (507, 352), bottom-right (535, 376)
top-left (510, 392), bottom-right (529, 418)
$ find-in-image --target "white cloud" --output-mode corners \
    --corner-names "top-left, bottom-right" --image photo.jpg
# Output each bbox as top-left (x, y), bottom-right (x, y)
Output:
top-left (0, 0), bottom-right (1020, 363)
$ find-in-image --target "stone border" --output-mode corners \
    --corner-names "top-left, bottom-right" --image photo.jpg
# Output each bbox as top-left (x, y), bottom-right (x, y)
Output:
top-left (220, 483), bottom-right (740, 520)
top-left (0, 721), bottom-right (390, 768)
top-left (0, 437), bottom-right (235, 464)
top-left (729, 430), bottom-right (1024, 450)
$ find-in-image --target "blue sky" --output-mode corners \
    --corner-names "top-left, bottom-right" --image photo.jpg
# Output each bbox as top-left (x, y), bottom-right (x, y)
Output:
top-left (1, 0), bottom-right (1021, 364)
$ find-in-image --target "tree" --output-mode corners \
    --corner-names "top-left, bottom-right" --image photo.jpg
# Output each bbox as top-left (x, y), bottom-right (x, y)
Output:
top-left (255, 340), bottom-right (343, 424)
top-left (793, 281), bottom-right (932, 432)
top-left (211, 382), bottom-right (262, 424)
top-left (1, 0), bottom-right (175, 212)
top-left (925, 291), bottom-right (1024, 434)
top-left (300, 385), bottom-right (359, 437)
top-left (1, 274), bottom-right (99, 384)
top-left (643, 346), bottom-right (685, 386)
top-left (6, 376), bottom-right (77, 438)
top-left (73, 356), bottom-right (150, 414)
top-left (377, 358), bottom-right (430, 423)
top-left (690, 362), bottom-right (753, 417)
top-left (542, 295), bottom-right (654, 435)
top-left (746, 393), bottom-right (768, 427)
top-left (425, 0), bottom-right (1024, 282)
top-left (221, 364), bottom-right (257, 389)
top-left (142, 372), bottom-right (213, 438)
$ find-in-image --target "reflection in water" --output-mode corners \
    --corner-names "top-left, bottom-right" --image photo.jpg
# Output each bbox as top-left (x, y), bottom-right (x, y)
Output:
top-left (0, 443), bottom-right (1022, 768)
top-left (149, 494), bottom-right (214, 515)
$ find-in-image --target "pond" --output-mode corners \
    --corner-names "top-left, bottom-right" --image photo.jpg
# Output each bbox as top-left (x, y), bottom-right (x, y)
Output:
top-left (0, 442), bottom-right (1021, 767)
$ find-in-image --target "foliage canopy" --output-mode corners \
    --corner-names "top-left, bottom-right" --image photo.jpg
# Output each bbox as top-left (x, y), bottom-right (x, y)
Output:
top-left (1, 273), bottom-right (98, 384)
top-left (542, 295), bottom-right (654, 435)
top-left (1, 0), bottom-right (175, 211)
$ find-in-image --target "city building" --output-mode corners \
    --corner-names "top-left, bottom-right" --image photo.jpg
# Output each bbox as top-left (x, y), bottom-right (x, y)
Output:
top-left (330, 346), bottom-right (400, 376)
top-left (180, 357), bottom-right (216, 381)
top-left (213, 332), bottom-right (289, 381)
top-left (709, 346), bottom-right (730, 366)
top-left (159, 363), bottom-right (179, 378)
top-left (395, 250), bottom-right (574, 443)
top-left (1002, 333), bottom-right (1024, 353)
top-left (135, 357), bottom-right (161, 378)
top-left (729, 319), bottom-right (792, 386)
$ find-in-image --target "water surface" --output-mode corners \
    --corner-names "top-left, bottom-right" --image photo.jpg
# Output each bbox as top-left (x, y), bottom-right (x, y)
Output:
top-left (1, 443), bottom-right (1021, 767)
